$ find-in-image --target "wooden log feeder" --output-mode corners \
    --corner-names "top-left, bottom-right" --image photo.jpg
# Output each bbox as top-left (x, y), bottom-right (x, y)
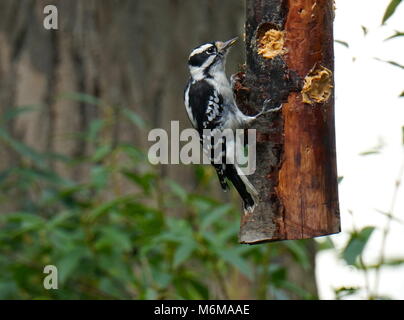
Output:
top-left (234, 0), bottom-right (340, 243)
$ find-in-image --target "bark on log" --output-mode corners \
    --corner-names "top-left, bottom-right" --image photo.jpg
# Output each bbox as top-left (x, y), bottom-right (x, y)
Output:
top-left (235, 0), bottom-right (340, 243)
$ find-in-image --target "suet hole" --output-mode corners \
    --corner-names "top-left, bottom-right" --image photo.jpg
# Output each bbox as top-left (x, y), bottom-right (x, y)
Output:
top-left (301, 65), bottom-right (333, 105)
top-left (256, 23), bottom-right (287, 59)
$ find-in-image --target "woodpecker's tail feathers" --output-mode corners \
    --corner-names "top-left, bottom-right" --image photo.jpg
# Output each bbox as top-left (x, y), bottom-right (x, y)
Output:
top-left (225, 164), bottom-right (258, 215)
top-left (214, 164), bottom-right (230, 191)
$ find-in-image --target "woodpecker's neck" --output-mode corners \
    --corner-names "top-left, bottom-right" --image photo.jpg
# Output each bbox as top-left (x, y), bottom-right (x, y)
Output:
top-left (211, 69), bottom-right (230, 90)
top-left (190, 54), bottom-right (227, 81)
top-left (208, 68), bottom-right (234, 108)
top-left (189, 65), bottom-right (206, 81)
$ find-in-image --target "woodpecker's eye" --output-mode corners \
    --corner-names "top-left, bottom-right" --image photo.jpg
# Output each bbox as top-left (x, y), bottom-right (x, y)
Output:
top-left (206, 47), bottom-right (215, 54)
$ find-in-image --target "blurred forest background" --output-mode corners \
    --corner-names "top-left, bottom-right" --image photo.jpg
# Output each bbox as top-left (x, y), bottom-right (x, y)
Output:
top-left (0, 0), bottom-right (402, 300)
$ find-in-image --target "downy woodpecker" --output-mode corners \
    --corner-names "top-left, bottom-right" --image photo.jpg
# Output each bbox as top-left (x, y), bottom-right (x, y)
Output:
top-left (184, 37), bottom-right (281, 214)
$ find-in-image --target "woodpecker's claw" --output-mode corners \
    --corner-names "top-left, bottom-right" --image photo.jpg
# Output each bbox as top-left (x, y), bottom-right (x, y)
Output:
top-left (263, 98), bottom-right (272, 109)
top-left (262, 98), bottom-right (282, 113)
top-left (255, 99), bottom-right (282, 118)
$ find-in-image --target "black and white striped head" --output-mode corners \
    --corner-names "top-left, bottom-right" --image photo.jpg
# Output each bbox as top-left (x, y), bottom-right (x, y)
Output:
top-left (187, 37), bottom-right (238, 80)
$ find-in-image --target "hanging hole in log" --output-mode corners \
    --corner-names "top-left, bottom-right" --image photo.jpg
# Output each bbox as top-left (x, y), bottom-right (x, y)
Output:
top-left (301, 65), bottom-right (333, 105)
top-left (256, 23), bottom-right (287, 59)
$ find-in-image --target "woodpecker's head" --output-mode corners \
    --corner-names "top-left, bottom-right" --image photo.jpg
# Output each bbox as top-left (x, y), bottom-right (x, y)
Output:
top-left (188, 37), bottom-right (238, 80)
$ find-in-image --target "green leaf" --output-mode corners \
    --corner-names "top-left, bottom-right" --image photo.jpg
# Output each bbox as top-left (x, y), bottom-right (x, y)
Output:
top-left (173, 242), bottom-right (196, 268)
top-left (98, 278), bottom-right (125, 299)
top-left (152, 270), bottom-right (172, 289)
top-left (90, 166), bottom-right (110, 189)
top-left (166, 180), bottom-right (188, 202)
top-left (48, 229), bottom-right (80, 251)
top-left (382, 0), bottom-right (402, 24)
top-left (18, 167), bottom-right (68, 185)
top-left (279, 280), bottom-right (314, 299)
top-left (361, 26), bottom-right (368, 36)
top-left (86, 119), bottom-right (106, 142)
top-left (374, 57), bottom-right (404, 69)
top-left (58, 92), bottom-right (103, 106)
top-left (91, 145), bottom-right (112, 162)
top-left (0, 169), bottom-right (12, 185)
top-left (342, 226), bottom-right (375, 265)
top-left (359, 150), bottom-right (380, 156)
top-left (0, 105), bottom-right (40, 123)
top-left (122, 170), bottom-right (155, 193)
top-left (337, 176), bottom-right (344, 184)
top-left (46, 211), bottom-right (75, 230)
top-left (118, 143), bottom-right (146, 162)
top-left (0, 281), bottom-right (18, 299)
top-left (385, 60), bottom-right (404, 69)
top-left (219, 248), bottom-right (252, 280)
top-left (269, 264), bottom-right (287, 285)
top-left (379, 258), bottom-right (404, 267)
top-left (144, 288), bottom-right (158, 300)
top-left (189, 195), bottom-right (215, 213)
top-left (385, 31), bottom-right (404, 41)
top-left (317, 237), bottom-right (335, 251)
top-left (334, 40), bottom-right (349, 48)
top-left (1, 213), bottom-right (46, 238)
top-left (283, 240), bottom-right (311, 270)
top-left (87, 195), bottom-right (133, 221)
top-left (216, 222), bottom-right (239, 244)
top-left (57, 248), bottom-right (91, 284)
top-left (187, 279), bottom-right (209, 299)
top-left (122, 108), bottom-right (147, 129)
top-left (95, 226), bottom-right (132, 253)
top-left (0, 128), bottom-right (44, 166)
top-left (359, 140), bottom-right (384, 156)
top-left (335, 286), bottom-right (359, 299)
top-left (200, 203), bottom-right (232, 230)
top-left (399, 91), bottom-right (404, 98)
top-left (359, 257), bottom-right (404, 270)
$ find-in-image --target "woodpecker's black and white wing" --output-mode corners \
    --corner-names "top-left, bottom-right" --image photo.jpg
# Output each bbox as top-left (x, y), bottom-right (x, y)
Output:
top-left (184, 79), bottom-right (258, 213)
top-left (184, 79), bottom-right (229, 190)
top-left (184, 80), bottom-right (222, 131)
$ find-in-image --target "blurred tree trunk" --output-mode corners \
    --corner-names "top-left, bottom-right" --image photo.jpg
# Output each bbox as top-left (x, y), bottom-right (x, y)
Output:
top-left (0, 0), bottom-right (244, 188)
top-left (0, 0), bottom-right (318, 300)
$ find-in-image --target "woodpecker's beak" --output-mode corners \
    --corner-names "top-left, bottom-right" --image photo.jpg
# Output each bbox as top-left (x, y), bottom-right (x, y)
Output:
top-left (217, 37), bottom-right (238, 54)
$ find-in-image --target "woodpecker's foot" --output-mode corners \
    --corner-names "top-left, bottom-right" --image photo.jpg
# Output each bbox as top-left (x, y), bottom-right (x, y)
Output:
top-left (254, 99), bottom-right (282, 118)
top-left (261, 98), bottom-right (282, 114)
